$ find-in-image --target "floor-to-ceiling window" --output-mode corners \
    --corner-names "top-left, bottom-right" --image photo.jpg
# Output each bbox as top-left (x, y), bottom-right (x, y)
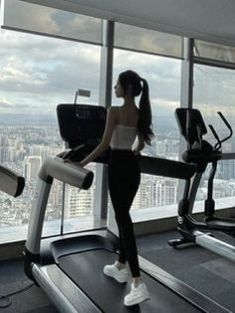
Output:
top-left (0, 0), bottom-right (102, 242)
top-left (112, 23), bottom-right (183, 221)
top-left (4, 2), bottom-right (235, 243)
top-left (193, 40), bottom-right (235, 212)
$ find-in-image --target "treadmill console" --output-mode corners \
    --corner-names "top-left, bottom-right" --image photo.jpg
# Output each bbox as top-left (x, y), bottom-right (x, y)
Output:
top-left (57, 104), bottom-right (108, 162)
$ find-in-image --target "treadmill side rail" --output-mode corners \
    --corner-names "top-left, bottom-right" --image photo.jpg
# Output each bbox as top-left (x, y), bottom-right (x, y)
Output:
top-left (139, 256), bottom-right (233, 313)
top-left (32, 264), bottom-right (102, 313)
top-left (194, 231), bottom-right (235, 262)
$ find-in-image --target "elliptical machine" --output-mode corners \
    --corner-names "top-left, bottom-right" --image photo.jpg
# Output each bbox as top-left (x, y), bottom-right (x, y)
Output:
top-left (169, 108), bottom-right (235, 262)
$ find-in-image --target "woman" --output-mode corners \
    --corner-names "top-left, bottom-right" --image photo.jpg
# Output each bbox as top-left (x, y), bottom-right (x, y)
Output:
top-left (78, 70), bottom-right (154, 306)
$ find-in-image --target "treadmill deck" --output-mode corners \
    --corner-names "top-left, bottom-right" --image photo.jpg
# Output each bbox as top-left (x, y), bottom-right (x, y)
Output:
top-left (58, 248), bottom-right (201, 313)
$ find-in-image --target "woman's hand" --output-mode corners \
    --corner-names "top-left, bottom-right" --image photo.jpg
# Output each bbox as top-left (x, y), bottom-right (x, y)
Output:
top-left (63, 159), bottom-right (71, 163)
top-left (63, 159), bottom-right (85, 168)
top-left (133, 149), bottom-right (141, 156)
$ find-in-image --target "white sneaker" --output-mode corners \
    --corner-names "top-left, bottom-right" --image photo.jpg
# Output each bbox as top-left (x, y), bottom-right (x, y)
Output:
top-left (103, 263), bottom-right (129, 283)
top-left (124, 282), bottom-right (150, 306)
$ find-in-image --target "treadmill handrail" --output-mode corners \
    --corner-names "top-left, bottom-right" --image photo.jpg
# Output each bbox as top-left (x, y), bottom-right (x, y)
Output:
top-left (0, 165), bottom-right (25, 197)
top-left (39, 157), bottom-right (93, 190)
top-left (25, 157), bottom-right (93, 255)
top-left (139, 155), bottom-right (196, 180)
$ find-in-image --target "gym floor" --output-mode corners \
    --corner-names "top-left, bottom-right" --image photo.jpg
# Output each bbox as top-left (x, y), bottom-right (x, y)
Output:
top-left (0, 230), bottom-right (234, 313)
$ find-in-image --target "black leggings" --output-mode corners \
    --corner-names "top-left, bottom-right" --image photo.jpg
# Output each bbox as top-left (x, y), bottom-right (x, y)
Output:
top-left (108, 150), bottom-right (141, 277)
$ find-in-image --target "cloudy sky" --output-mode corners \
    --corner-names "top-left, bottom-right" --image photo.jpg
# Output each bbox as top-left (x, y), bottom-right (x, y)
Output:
top-left (1, 0), bottom-right (235, 127)
top-left (0, 0), bottom-right (181, 120)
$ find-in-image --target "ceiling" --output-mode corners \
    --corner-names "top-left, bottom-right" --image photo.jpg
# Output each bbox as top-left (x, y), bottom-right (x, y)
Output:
top-left (20, 0), bottom-right (235, 46)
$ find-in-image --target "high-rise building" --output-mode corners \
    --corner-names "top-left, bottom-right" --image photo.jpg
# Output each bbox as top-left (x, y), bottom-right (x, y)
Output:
top-left (28, 145), bottom-right (44, 157)
top-left (219, 160), bottom-right (235, 180)
top-left (24, 155), bottom-right (42, 181)
top-left (156, 179), bottom-right (177, 206)
top-left (132, 176), bottom-right (157, 209)
top-left (0, 147), bottom-right (10, 162)
top-left (64, 186), bottom-right (94, 218)
top-left (49, 180), bottom-right (63, 209)
top-left (0, 135), bottom-right (9, 147)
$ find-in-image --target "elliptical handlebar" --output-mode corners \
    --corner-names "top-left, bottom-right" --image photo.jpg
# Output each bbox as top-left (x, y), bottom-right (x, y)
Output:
top-left (208, 111), bottom-right (233, 151)
top-left (217, 111), bottom-right (233, 142)
top-left (208, 124), bottom-right (221, 151)
top-left (196, 125), bottom-right (203, 149)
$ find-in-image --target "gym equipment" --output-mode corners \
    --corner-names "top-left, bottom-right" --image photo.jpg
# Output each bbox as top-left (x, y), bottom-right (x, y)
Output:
top-left (169, 108), bottom-right (235, 262)
top-left (0, 165), bottom-right (24, 197)
top-left (23, 104), bottom-right (231, 313)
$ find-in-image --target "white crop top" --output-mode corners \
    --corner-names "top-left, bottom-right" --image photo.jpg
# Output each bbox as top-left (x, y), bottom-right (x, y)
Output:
top-left (110, 124), bottom-right (137, 150)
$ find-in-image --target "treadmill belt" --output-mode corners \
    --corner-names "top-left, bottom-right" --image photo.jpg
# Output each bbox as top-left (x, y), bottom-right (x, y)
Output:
top-left (58, 249), bottom-right (201, 313)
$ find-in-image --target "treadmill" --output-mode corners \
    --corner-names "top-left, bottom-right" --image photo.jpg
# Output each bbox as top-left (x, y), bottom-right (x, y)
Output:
top-left (23, 104), bottom-right (232, 313)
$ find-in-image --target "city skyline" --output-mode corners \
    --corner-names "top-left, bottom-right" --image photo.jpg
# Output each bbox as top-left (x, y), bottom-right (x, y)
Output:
top-left (1, 119), bottom-right (235, 237)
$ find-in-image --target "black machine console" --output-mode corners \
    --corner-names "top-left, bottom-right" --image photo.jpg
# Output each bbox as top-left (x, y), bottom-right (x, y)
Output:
top-left (57, 104), bottom-right (109, 162)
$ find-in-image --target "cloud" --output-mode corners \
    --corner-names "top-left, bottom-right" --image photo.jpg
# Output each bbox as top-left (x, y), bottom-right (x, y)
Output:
top-left (0, 54), bottom-right (48, 95)
top-left (113, 49), bottom-right (181, 102)
top-left (3, 0), bottom-right (102, 43)
top-left (0, 28), bottom-right (182, 115)
top-left (193, 65), bottom-right (235, 111)
top-left (54, 11), bottom-right (101, 41)
top-left (0, 97), bottom-right (14, 108)
top-left (1, 0), bottom-right (235, 123)
top-left (4, 1), bottom-right (234, 120)
top-left (4, 0), bottom-right (59, 33)
top-left (115, 23), bottom-right (182, 57)
top-left (0, 29), bottom-right (100, 99)
top-left (0, 0), bottom-right (183, 116)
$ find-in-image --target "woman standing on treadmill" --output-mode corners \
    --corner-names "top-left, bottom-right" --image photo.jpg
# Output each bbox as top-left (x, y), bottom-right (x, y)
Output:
top-left (79, 70), bottom-right (154, 306)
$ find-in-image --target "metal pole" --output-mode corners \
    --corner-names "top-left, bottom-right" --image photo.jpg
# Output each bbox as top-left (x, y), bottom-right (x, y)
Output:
top-left (94, 20), bottom-right (114, 222)
top-left (180, 38), bottom-right (194, 109)
top-left (60, 182), bottom-right (66, 235)
top-left (177, 38), bottom-right (195, 202)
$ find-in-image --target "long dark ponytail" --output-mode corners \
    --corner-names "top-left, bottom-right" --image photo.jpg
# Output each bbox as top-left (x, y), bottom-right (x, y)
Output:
top-left (118, 70), bottom-right (154, 145)
top-left (138, 78), bottom-right (154, 145)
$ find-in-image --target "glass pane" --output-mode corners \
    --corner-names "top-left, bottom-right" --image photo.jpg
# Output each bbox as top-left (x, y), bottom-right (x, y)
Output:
top-left (115, 23), bottom-right (183, 59)
top-left (0, 28), bottom-right (100, 243)
top-left (195, 40), bottom-right (235, 64)
top-left (63, 164), bottom-right (102, 233)
top-left (194, 64), bottom-right (235, 211)
top-left (112, 49), bottom-right (181, 220)
top-left (2, 0), bottom-right (102, 44)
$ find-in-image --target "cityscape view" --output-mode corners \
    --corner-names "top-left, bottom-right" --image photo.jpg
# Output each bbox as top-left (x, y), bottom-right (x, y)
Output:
top-left (1, 112), bottom-right (235, 234)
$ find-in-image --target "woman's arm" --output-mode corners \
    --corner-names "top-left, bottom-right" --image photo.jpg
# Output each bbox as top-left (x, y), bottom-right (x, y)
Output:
top-left (133, 133), bottom-right (145, 154)
top-left (79, 107), bottom-right (117, 167)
